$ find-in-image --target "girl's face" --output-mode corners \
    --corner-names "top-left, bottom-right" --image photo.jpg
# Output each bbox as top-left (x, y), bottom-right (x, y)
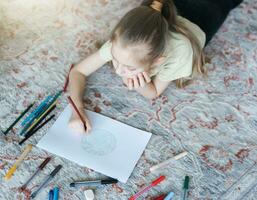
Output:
top-left (111, 40), bottom-right (151, 78)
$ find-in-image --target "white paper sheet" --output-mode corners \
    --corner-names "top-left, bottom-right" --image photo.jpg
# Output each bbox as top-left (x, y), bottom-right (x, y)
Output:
top-left (37, 105), bottom-right (152, 183)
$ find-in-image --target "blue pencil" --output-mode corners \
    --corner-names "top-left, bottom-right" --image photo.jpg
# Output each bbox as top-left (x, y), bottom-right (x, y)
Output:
top-left (49, 189), bottom-right (54, 200)
top-left (53, 187), bottom-right (59, 200)
top-left (20, 91), bottom-right (62, 135)
top-left (30, 91), bottom-right (62, 127)
top-left (21, 95), bottom-right (53, 126)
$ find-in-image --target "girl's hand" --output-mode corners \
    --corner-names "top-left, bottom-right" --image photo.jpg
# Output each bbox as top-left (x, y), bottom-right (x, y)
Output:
top-left (68, 108), bottom-right (92, 134)
top-left (123, 72), bottom-right (151, 90)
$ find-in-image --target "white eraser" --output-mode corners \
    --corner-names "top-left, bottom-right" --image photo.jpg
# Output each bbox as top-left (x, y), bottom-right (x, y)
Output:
top-left (84, 189), bottom-right (95, 200)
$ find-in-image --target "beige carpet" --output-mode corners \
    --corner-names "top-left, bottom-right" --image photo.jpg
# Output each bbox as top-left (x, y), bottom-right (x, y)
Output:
top-left (1, 0), bottom-right (257, 199)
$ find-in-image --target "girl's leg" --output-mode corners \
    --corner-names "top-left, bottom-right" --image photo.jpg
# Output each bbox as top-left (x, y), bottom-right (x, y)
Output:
top-left (173, 0), bottom-right (243, 45)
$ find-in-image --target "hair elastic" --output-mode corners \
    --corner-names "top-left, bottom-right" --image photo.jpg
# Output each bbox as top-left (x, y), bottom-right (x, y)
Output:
top-left (150, 0), bottom-right (163, 12)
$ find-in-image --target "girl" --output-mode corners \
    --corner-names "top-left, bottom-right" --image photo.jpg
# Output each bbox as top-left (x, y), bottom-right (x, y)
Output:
top-left (68, 0), bottom-right (243, 133)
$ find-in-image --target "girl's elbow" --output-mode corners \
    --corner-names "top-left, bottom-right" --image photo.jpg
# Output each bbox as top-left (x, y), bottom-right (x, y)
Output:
top-left (149, 91), bottom-right (163, 100)
top-left (147, 92), bottom-right (160, 100)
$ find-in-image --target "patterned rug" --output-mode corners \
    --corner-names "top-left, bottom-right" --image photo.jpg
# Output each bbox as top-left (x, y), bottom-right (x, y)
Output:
top-left (1, 0), bottom-right (257, 199)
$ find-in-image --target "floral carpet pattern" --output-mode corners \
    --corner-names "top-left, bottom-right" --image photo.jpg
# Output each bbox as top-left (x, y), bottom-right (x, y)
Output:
top-left (0, 0), bottom-right (257, 199)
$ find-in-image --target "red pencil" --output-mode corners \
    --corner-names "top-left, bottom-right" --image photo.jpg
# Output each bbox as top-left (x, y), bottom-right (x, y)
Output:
top-left (129, 176), bottom-right (166, 200)
top-left (152, 194), bottom-right (166, 200)
top-left (67, 96), bottom-right (87, 131)
top-left (63, 64), bottom-right (75, 92)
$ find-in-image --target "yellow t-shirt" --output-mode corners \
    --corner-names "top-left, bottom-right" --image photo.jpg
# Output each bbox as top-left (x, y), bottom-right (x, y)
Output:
top-left (99, 16), bottom-right (206, 82)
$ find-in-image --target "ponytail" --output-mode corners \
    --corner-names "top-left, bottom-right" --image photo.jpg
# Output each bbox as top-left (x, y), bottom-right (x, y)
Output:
top-left (144, 0), bottom-right (207, 88)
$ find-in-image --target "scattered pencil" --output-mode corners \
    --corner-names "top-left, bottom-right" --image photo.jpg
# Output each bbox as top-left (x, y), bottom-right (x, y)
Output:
top-left (4, 144), bottom-right (33, 180)
top-left (150, 151), bottom-right (188, 172)
top-left (20, 157), bottom-right (51, 190)
top-left (129, 176), bottom-right (166, 200)
top-left (3, 102), bottom-right (35, 135)
top-left (23, 102), bottom-right (57, 136)
top-left (19, 114), bottom-right (55, 145)
top-left (183, 176), bottom-right (190, 200)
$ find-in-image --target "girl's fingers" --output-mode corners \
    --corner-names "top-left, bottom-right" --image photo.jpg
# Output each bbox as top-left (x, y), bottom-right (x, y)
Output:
top-left (133, 76), bottom-right (139, 89)
top-left (69, 110), bottom-right (92, 134)
top-left (128, 78), bottom-right (133, 90)
top-left (142, 71), bottom-right (151, 83)
top-left (137, 73), bottom-right (146, 87)
top-left (68, 120), bottom-right (86, 134)
top-left (68, 117), bottom-right (91, 134)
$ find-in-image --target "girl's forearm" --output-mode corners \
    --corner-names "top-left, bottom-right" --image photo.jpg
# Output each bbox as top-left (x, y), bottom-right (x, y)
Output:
top-left (135, 82), bottom-right (157, 99)
top-left (69, 68), bottom-right (86, 108)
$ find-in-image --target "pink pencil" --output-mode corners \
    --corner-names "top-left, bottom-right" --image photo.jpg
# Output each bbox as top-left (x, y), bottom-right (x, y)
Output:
top-left (129, 176), bottom-right (166, 200)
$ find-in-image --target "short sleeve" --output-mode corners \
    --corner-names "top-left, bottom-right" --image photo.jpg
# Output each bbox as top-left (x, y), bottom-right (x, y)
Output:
top-left (99, 40), bottom-right (113, 62)
top-left (156, 42), bottom-right (193, 81)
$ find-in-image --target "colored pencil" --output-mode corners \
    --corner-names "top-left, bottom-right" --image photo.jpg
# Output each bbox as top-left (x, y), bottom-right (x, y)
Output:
top-left (53, 187), bottom-right (59, 200)
top-left (20, 157), bottom-right (51, 190)
top-left (26, 100), bottom-right (57, 132)
top-left (150, 152), bottom-right (188, 172)
top-left (22, 90), bottom-right (62, 130)
top-left (129, 176), bottom-right (166, 200)
top-left (183, 176), bottom-right (190, 200)
top-left (153, 194), bottom-right (166, 200)
top-left (164, 192), bottom-right (174, 200)
top-left (21, 100), bottom-right (57, 135)
top-left (19, 96), bottom-right (53, 135)
top-left (26, 104), bottom-right (56, 135)
top-left (20, 91), bottom-right (62, 134)
top-left (49, 189), bottom-right (54, 200)
top-left (21, 95), bottom-right (52, 126)
top-left (67, 96), bottom-right (87, 131)
top-left (19, 115), bottom-right (55, 145)
top-left (3, 102), bottom-right (35, 135)
top-left (63, 64), bottom-right (75, 92)
top-left (30, 165), bottom-right (62, 199)
top-left (4, 144), bottom-right (33, 180)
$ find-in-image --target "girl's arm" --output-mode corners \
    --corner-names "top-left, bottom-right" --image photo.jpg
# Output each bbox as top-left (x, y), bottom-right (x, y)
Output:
top-left (135, 78), bottom-right (170, 99)
top-left (124, 72), bottom-right (171, 99)
top-left (69, 50), bottom-right (107, 107)
top-left (68, 50), bottom-right (108, 132)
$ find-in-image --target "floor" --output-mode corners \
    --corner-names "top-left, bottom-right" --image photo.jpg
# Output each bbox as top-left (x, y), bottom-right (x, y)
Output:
top-left (0, 0), bottom-right (257, 199)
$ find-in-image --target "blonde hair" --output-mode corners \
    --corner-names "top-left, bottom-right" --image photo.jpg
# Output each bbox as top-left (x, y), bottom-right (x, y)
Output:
top-left (110, 0), bottom-right (206, 88)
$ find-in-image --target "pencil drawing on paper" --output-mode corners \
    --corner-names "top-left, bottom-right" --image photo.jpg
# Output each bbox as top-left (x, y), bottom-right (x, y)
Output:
top-left (81, 129), bottom-right (117, 156)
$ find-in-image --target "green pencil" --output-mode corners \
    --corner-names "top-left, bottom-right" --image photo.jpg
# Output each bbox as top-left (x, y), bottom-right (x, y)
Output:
top-left (183, 175), bottom-right (190, 200)
top-left (3, 102), bottom-right (35, 135)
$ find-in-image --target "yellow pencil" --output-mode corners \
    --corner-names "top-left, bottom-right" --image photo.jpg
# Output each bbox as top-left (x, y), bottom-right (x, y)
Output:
top-left (4, 144), bottom-right (33, 180)
top-left (25, 101), bottom-right (57, 134)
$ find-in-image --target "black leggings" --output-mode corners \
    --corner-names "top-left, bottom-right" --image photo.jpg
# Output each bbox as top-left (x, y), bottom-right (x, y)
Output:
top-left (173, 0), bottom-right (243, 46)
